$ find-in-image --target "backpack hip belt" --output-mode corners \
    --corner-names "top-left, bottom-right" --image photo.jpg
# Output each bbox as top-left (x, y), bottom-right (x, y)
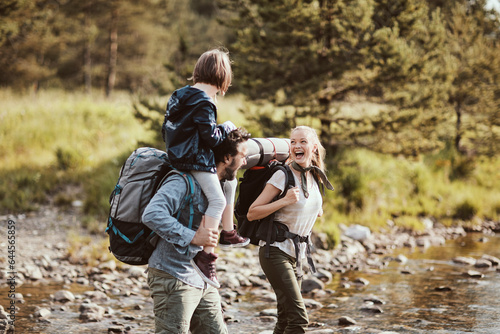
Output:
top-left (280, 228), bottom-right (316, 277)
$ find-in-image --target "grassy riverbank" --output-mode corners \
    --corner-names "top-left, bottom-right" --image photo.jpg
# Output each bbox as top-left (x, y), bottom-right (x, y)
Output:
top-left (1, 89), bottom-right (499, 243)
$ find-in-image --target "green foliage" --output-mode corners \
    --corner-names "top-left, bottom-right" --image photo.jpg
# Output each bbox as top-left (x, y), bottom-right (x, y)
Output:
top-left (0, 167), bottom-right (63, 213)
top-left (55, 147), bottom-right (85, 171)
top-left (82, 152), bottom-right (128, 219)
top-left (453, 200), bottom-right (479, 220)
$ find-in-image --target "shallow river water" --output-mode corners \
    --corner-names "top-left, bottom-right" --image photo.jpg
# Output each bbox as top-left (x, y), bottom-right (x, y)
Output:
top-left (2, 233), bottom-right (499, 333)
top-left (228, 233), bottom-right (500, 334)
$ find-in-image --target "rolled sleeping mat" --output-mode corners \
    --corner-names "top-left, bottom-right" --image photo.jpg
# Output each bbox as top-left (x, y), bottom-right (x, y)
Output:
top-left (242, 138), bottom-right (290, 169)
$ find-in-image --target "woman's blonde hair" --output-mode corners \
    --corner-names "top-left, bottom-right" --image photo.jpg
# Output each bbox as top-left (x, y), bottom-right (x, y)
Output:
top-left (291, 125), bottom-right (326, 173)
top-left (190, 48), bottom-right (232, 95)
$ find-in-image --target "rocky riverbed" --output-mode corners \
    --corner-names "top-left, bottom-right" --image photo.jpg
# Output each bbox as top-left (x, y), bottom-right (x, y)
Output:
top-left (0, 207), bottom-right (499, 333)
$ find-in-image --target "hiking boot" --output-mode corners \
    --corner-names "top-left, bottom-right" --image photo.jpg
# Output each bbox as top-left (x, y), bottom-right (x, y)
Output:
top-left (191, 251), bottom-right (220, 288)
top-left (219, 225), bottom-right (250, 249)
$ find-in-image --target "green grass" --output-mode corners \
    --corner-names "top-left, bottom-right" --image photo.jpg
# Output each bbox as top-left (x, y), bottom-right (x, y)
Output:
top-left (1, 89), bottom-right (499, 244)
top-left (0, 88), bottom-right (152, 214)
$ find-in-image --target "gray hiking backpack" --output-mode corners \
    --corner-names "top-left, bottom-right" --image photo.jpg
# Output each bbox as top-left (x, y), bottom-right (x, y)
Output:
top-left (106, 147), bottom-right (194, 265)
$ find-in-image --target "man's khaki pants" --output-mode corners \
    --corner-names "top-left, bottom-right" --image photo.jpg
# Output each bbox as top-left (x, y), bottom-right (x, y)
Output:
top-left (147, 267), bottom-right (228, 334)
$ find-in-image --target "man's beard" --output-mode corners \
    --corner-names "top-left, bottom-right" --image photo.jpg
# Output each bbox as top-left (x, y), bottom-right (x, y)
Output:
top-left (221, 161), bottom-right (238, 181)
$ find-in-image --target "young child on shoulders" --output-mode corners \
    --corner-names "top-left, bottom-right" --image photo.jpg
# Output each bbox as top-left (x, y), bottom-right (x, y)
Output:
top-left (162, 48), bottom-right (249, 288)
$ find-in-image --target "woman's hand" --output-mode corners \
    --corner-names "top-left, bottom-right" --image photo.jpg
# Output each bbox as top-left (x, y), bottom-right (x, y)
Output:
top-left (282, 186), bottom-right (300, 205)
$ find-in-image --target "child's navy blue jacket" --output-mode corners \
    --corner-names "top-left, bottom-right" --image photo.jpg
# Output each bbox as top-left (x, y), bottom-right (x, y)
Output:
top-left (162, 85), bottom-right (232, 173)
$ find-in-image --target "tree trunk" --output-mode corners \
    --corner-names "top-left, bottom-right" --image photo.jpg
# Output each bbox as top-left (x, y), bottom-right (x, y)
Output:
top-left (455, 103), bottom-right (462, 153)
top-left (106, 4), bottom-right (118, 97)
top-left (84, 12), bottom-right (92, 95)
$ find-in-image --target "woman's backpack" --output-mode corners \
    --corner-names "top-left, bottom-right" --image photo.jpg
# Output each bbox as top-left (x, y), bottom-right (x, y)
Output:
top-left (235, 160), bottom-right (295, 246)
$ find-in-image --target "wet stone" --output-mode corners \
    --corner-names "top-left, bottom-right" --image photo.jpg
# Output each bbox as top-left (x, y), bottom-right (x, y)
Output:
top-left (363, 296), bottom-right (386, 305)
top-left (474, 259), bottom-right (493, 268)
top-left (259, 308), bottom-right (277, 317)
top-left (453, 256), bottom-right (476, 266)
top-left (464, 270), bottom-right (484, 279)
top-left (34, 307), bottom-right (51, 318)
top-left (53, 290), bottom-right (75, 303)
top-left (303, 298), bottom-right (323, 309)
top-left (482, 254), bottom-right (500, 266)
top-left (108, 325), bottom-right (126, 333)
top-left (338, 316), bottom-right (357, 325)
top-left (301, 277), bottom-right (325, 293)
top-left (79, 301), bottom-right (105, 322)
top-left (360, 304), bottom-right (384, 313)
top-left (354, 277), bottom-right (370, 286)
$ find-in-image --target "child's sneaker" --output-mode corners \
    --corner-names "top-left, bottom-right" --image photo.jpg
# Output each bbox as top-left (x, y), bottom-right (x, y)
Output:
top-left (191, 251), bottom-right (220, 288)
top-left (219, 225), bottom-right (250, 248)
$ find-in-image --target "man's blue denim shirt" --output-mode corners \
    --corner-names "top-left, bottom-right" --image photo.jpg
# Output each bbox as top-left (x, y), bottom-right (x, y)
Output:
top-left (142, 173), bottom-right (207, 288)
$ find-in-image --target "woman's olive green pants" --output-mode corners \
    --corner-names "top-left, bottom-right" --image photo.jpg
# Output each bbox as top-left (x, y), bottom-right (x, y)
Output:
top-left (259, 246), bottom-right (308, 334)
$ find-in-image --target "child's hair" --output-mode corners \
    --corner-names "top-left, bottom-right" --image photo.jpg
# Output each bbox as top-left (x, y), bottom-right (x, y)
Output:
top-left (190, 48), bottom-right (232, 96)
top-left (291, 126), bottom-right (326, 172)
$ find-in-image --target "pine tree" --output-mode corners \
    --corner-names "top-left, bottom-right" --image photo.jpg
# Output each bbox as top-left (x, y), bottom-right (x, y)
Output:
top-left (218, 0), bottom-right (454, 156)
top-left (445, 2), bottom-right (500, 156)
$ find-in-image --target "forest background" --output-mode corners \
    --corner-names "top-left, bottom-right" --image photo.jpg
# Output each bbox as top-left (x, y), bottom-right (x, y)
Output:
top-left (1, 0), bottom-right (499, 245)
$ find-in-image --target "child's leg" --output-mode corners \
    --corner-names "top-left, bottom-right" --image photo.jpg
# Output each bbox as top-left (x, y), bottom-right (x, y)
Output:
top-left (219, 179), bottom-right (250, 248)
top-left (221, 178), bottom-right (237, 232)
top-left (191, 171), bottom-right (226, 254)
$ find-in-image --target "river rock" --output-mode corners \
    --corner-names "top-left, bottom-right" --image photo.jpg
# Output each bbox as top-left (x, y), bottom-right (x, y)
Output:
top-left (344, 224), bottom-right (371, 241)
top-left (53, 290), bottom-right (75, 303)
top-left (360, 304), bottom-right (383, 313)
top-left (0, 318), bottom-right (13, 332)
top-left (354, 277), bottom-right (369, 286)
top-left (34, 307), bottom-right (51, 318)
top-left (0, 306), bottom-right (8, 319)
top-left (23, 264), bottom-right (44, 280)
top-left (401, 268), bottom-right (414, 275)
top-left (311, 232), bottom-right (330, 250)
top-left (363, 295), bottom-right (386, 305)
top-left (482, 254), bottom-right (500, 266)
top-left (98, 260), bottom-right (116, 271)
top-left (395, 254), bottom-right (408, 264)
top-left (302, 277), bottom-right (325, 293)
top-left (127, 266), bottom-right (146, 278)
top-left (84, 290), bottom-right (110, 301)
top-left (248, 275), bottom-right (269, 287)
top-left (452, 256), bottom-right (476, 266)
top-left (464, 270), bottom-right (484, 279)
top-left (314, 268), bottom-right (333, 283)
top-left (303, 298), bottom-right (323, 309)
top-left (108, 326), bottom-right (126, 333)
top-left (13, 293), bottom-right (24, 303)
top-left (338, 316), bottom-right (357, 325)
top-left (79, 301), bottom-right (105, 322)
top-left (259, 308), bottom-right (277, 317)
top-left (259, 316), bottom-right (277, 323)
top-left (474, 259), bottom-right (492, 268)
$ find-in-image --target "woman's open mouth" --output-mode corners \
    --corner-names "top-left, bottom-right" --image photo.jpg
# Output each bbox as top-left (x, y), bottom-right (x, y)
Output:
top-left (295, 152), bottom-right (304, 159)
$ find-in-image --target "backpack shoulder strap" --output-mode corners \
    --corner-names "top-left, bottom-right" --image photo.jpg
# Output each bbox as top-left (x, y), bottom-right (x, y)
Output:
top-left (268, 163), bottom-right (294, 200)
top-left (283, 163), bottom-right (295, 188)
top-left (159, 169), bottom-right (195, 229)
